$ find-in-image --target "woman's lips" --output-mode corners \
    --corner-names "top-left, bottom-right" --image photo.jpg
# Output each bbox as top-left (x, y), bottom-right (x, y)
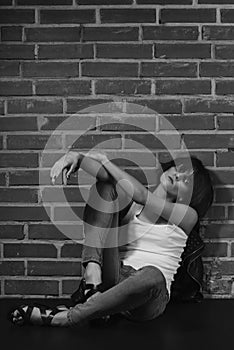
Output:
top-left (168, 175), bottom-right (174, 184)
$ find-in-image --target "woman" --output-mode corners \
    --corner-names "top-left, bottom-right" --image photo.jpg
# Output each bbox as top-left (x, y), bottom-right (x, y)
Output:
top-left (9, 151), bottom-right (213, 327)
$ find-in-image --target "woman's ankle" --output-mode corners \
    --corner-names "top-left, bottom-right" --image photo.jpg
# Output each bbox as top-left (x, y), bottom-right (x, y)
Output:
top-left (84, 262), bottom-right (102, 286)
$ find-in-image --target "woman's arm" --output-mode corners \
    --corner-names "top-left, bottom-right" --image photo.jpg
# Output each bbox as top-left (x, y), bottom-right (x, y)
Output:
top-left (85, 151), bottom-right (198, 234)
top-left (50, 151), bottom-right (111, 185)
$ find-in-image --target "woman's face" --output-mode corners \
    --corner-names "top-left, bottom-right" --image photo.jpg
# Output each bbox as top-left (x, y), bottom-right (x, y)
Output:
top-left (160, 164), bottom-right (194, 200)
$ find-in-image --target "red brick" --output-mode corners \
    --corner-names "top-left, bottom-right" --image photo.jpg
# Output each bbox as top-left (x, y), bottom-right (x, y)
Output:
top-left (184, 98), bottom-right (234, 113)
top-left (0, 61), bottom-right (20, 77)
top-left (0, 262), bottom-right (24, 276)
top-left (166, 151), bottom-right (214, 166)
top-left (0, 0), bottom-right (12, 4)
top-left (36, 80), bottom-right (91, 96)
top-left (0, 10), bottom-right (35, 24)
top-left (7, 99), bottom-right (63, 114)
top-left (139, 0), bottom-right (192, 3)
top-left (143, 26), bottom-right (198, 41)
top-left (66, 133), bottom-right (122, 149)
top-left (203, 242), bottom-right (228, 258)
top-left (200, 62), bottom-right (234, 77)
top-left (0, 81), bottom-right (32, 96)
top-left (0, 188), bottom-right (38, 203)
top-left (98, 150), bottom-right (156, 166)
top-left (211, 170), bottom-right (234, 185)
top-left (0, 224), bottom-right (24, 239)
top-left (215, 45), bottom-right (234, 59)
top-left (203, 205), bottom-right (225, 220)
top-left (39, 115), bottom-right (96, 131)
top-left (41, 186), bottom-right (86, 203)
top-left (4, 243), bottom-right (57, 258)
top-left (61, 243), bottom-right (82, 258)
top-left (160, 9), bottom-right (216, 24)
top-left (159, 115), bottom-right (214, 130)
top-left (200, 0), bottom-right (234, 3)
top-left (219, 261), bottom-right (234, 275)
top-left (5, 280), bottom-right (59, 296)
top-left (82, 62), bottom-right (138, 77)
top-left (66, 98), bottom-right (123, 114)
top-left (38, 44), bottom-right (93, 59)
top-left (204, 224), bottom-right (234, 239)
top-left (40, 10), bottom-right (95, 24)
top-left (0, 172), bottom-right (6, 186)
top-left (0, 153), bottom-right (39, 168)
top-left (22, 62), bottom-right (79, 78)
top-left (231, 243), bottom-right (234, 257)
top-left (216, 152), bottom-right (234, 167)
top-left (83, 26), bottom-right (138, 41)
top-left (215, 188), bottom-right (234, 203)
top-left (7, 134), bottom-right (62, 150)
top-left (125, 99), bottom-right (182, 114)
top-left (0, 101), bottom-right (4, 115)
top-left (217, 116), bottom-right (234, 130)
top-left (77, 0), bottom-right (132, 3)
top-left (96, 44), bottom-right (153, 59)
top-left (1, 26), bottom-right (22, 41)
top-left (0, 117), bottom-right (37, 131)
top-left (221, 9), bottom-right (234, 23)
top-left (100, 9), bottom-right (156, 23)
top-left (95, 79), bottom-right (151, 95)
top-left (0, 206), bottom-right (51, 221)
top-left (25, 27), bottom-right (81, 42)
top-left (62, 279), bottom-right (81, 294)
top-left (125, 133), bottom-right (181, 150)
top-left (0, 44), bottom-right (34, 59)
top-left (183, 134), bottom-right (234, 149)
top-left (228, 206), bottom-right (234, 219)
top-left (17, 0), bottom-right (72, 4)
top-left (28, 261), bottom-right (82, 276)
top-left (29, 223), bottom-right (84, 240)
top-left (99, 116), bottom-right (156, 132)
top-left (141, 62), bottom-right (197, 77)
top-left (0, 137), bottom-right (3, 150)
top-left (54, 206), bottom-right (84, 221)
top-left (203, 26), bottom-right (234, 40)
top-left (156, 80), bottom-right (211, 95)
top-left (9, 170), bottom-right (44, 186)
top-left (156, 44), bottom-right (211, 59)
top-left (216, 81), bottom-right (234, 95)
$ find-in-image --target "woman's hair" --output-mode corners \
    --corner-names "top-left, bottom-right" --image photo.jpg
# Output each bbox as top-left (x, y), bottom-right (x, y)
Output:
top-left (161, 156), bottom-right (214, 219)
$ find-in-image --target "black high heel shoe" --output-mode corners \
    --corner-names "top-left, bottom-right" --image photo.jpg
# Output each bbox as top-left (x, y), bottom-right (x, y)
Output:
top-left (71, 278), bottom-right (102, 305)
top-left (71, 279), bottom-right (110, 326)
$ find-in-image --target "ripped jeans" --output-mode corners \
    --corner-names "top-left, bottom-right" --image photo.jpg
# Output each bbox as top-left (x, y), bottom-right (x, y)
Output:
top-left (67, 181), bottom-right (169, 327)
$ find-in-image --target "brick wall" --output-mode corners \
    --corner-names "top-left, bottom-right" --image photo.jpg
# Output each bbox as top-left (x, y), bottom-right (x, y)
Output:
top-left (0, 0), bottom-right (234, 299)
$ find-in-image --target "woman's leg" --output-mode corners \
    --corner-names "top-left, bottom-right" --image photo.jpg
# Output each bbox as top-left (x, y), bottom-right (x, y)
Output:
top-left (81, 180), bottom-right (122, 289)
top-left (67, 265), bottom-right (169, 327)
top-left (11, 265), bottom-right (169, 327)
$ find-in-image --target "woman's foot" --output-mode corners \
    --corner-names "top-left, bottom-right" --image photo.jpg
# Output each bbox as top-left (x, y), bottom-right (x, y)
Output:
top-left (84, 262), bottom-right (102, 286)
top-left (9, 304), bottom-right (69, 327)
top-left (71, 262), bottom-right (102, 305)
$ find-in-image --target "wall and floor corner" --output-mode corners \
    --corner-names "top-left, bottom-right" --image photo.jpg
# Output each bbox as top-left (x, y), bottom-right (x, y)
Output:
top-left (0, 0), bottom-right (234, 300)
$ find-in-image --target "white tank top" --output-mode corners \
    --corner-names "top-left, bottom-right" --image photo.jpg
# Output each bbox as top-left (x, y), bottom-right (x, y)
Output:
top-left (119, 214), bottom-right (188, 295)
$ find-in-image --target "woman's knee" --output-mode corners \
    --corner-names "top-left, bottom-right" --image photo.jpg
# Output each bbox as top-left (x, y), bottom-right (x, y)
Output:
top-left (92, 181), bottom-right (117, 202)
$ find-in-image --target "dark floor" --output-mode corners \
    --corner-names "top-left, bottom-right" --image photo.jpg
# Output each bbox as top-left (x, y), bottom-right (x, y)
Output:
top-left (1, 298), bottom-right (232, 350)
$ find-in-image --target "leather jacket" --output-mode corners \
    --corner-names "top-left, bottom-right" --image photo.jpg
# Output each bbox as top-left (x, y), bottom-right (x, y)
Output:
top-left (170, 228), bottom-right (205, 303)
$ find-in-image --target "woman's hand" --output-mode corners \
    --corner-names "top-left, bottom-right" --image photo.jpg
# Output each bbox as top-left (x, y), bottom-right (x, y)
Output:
top-left (50, 151), bottom-right (79, 185)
